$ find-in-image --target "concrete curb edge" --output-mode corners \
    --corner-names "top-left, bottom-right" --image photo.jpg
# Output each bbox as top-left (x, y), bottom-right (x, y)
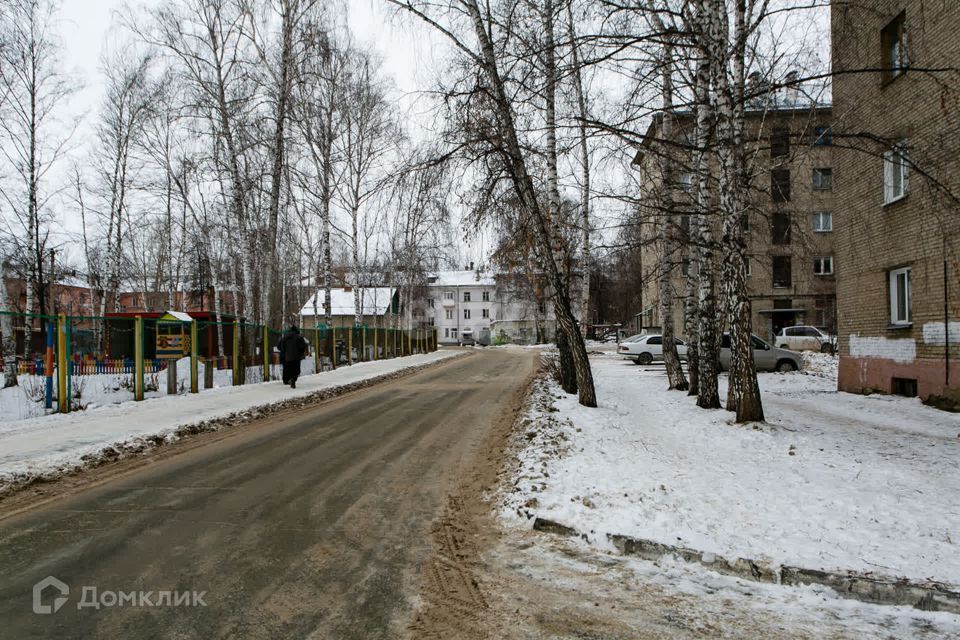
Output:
top-left (532, 516), bottom-right (960, 614)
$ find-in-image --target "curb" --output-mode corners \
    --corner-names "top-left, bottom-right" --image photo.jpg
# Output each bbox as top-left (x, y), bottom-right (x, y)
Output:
top-left (532, 516), bottom-right (960, 614)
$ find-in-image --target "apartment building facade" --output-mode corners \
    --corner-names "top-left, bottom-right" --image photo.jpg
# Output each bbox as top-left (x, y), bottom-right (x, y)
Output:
top-left (832, 1), bottom-right (960, 400)
top-left (423, 268), bottom-right (582, 345)
top-left (426, 270), bottom-right (497, 345)
top-left (635, 103), bottom-right (836, 343)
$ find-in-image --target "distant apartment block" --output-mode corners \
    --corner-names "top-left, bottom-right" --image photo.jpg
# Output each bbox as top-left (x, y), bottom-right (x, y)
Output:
top-left (634, 102), bottom-right (835, 342)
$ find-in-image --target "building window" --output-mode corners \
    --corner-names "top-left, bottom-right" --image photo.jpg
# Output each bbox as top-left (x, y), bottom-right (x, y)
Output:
top-left (428, 298), bottom-right (435, 307)
top-left (679, 173), bottom-right (693, 191)
top-left (770, 127), bottom-right (790, 157)
top-left (771, 169), bottom-right (790, 202)
top-left (681, 258), bottom-right (690, 276)
top-left (889, 267), bottom-right (912, 325)
top-left (812, 168), bottom-right (832, 190)
top-left (884, 142), bottom-right (909, 204)
top-left (815, 296), bottom-right (836, 332)
top-left (445, 309), bottom-right (453, 320)
top-left (464, 309), bottom-right (471, 319)
top-left (745, 256), bottom-right (751, 276)
top-left (881, 11), bottom-right (908, 84)
top-left (482, 308), bottom-right (489, 318)
top-left (444, 328), bottom-right (450, 338)
top-left (443, 291), bottom-right (454, 300)
top-left (680, 215), bottom-right (690, 236)
top-left (463, 291), bottom-right (471, 302)
top-left (814, 256), bottom-right (834, 275)
top-left (772, 212), bottom-right (791, 246)
top-left (427, 317), bottom-right (435, 326)
top-left (814, 126), bottom-right (833, 146)
top-left (772, 256), bottom-right (792, 288)
top-left (451, 327), bottom-right (458, 339)
top-left (812, 211), bottom-right (832, 232)
top-left (482, 291), bottom-right (490, 302)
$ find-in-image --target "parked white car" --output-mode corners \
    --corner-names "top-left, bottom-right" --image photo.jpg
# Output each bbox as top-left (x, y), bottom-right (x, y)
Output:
top-left (619, 334), bottom-right (688, 365)
top-left (775, 325), bottom-right (836, 354)
top-left (719, 333), bottom-right (803, 372)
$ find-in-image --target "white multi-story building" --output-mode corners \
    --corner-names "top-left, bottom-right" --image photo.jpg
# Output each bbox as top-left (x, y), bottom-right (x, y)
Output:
top-left (426, 270), bottom-right (497, 345)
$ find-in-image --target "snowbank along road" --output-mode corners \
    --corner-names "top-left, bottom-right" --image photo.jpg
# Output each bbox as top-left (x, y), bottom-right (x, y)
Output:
top-left (0, 348), bottom-right (534, 639)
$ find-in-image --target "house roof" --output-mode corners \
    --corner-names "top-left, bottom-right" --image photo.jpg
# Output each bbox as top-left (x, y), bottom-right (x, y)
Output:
top-left (300, 287), bottom-right (395, 317)
top-left (429, 270), bottom-right (496, 287)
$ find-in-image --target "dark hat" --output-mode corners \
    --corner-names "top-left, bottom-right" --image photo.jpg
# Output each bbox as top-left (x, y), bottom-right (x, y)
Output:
top-left (289, 325), bottom-right (299, 333)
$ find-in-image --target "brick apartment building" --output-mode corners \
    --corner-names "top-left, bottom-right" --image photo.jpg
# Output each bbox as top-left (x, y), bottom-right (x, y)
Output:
top-left (833, 1), bottom-right (960, 399)
top-left (634, 102), bottom-right (836, 343)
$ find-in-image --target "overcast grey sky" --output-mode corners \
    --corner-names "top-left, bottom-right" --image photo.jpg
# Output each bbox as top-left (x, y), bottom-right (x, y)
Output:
top-left (52, 0), bottom-right (491, 267)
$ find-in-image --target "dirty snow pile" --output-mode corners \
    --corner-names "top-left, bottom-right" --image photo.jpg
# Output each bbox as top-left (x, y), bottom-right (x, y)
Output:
top-left (0, 351), bottom-right (459, 489)
top-left (502, 354), bottom-right (960, 587)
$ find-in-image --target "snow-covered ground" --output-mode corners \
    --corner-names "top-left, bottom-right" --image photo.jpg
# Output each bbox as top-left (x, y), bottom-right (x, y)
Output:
top-left (501, 351), bottom-right (960, 587)
top-left (0, 357), bottom-right (323, 422)
top-left (0, 350), bottom-right (459, 489)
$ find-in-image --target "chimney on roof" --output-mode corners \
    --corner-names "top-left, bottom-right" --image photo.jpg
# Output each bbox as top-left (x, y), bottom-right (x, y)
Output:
top-left (784, 70), bottom-right (799, 106)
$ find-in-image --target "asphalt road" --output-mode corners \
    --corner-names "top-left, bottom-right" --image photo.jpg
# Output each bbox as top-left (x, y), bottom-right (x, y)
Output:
top-left (0, 349), bottom-right (533, 639)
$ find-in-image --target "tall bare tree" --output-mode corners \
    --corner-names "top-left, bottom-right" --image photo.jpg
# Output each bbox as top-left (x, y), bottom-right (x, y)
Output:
top-left (0, 0), bottom-right (76, 349)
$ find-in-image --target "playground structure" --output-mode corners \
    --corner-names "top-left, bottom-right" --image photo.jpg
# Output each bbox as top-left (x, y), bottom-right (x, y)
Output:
top-left (0, 310), bottom-right (439, 414)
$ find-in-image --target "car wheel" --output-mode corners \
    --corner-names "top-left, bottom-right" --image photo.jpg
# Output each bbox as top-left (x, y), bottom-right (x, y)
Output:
top-left (637, 352), bottom-right (653, 366)
top-left (820, 343), bottom-right (835, 355)
top-left (776, 359), bottom-right (798, 372)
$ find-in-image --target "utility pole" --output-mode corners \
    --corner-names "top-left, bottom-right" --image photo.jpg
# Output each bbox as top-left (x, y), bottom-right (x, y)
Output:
top-left (49, 249), bottom-right (56, 318)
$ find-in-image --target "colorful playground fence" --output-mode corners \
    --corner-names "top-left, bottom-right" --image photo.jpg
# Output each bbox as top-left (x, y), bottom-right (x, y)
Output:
top-left (0, 310), bottom-right (439, 414)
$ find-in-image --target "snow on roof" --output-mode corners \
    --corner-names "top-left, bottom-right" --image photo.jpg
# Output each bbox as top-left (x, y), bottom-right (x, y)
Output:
top-left (430, 270), bottom-right (495, 287)
top-left (160, 311), bottom-right (193, 322)
top-left (300, 287), bottom-right (395, 317)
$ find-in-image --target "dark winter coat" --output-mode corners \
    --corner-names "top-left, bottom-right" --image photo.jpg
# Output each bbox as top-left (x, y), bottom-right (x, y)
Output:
top-left (278, 329), bottom-right (308, 363)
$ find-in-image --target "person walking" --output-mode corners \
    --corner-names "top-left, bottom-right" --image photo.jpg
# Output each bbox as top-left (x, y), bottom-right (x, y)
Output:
top-left (278, 325), bottom-right (309, 388)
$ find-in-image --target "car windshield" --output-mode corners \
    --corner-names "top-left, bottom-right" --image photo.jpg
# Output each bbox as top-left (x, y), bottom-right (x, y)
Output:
top-left (622, 334), bottom-right (644, 343)
top-left (752, 335), bottom-right (770, 350)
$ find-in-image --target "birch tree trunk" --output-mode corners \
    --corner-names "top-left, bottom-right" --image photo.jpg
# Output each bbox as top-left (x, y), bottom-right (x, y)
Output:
top-left (543, 0), bottom-right (577, 394)
top-left (565, 1), bottom-right (591, 334)
top-left (1, 259), bottom-right (18, 388)
top-left (655, 40), bottom-right (688, 391)
top-left (706, 0), bottom-right (763, 422)
top-left (462, 0), bottom-right (597, 406)
top-left (693, 57), bottom-right (721, 409)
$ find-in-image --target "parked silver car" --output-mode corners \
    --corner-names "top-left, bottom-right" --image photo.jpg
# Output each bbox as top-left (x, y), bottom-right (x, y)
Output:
top-left (619, 334), bottom-right (688, 365)
top-left (719, 333), bottom-right (803, 372)
top-left (775, 325), bottom-right (836, 354)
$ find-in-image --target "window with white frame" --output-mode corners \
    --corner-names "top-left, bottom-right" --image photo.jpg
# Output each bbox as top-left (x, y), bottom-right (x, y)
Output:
top-left (445, 309), bottom-right (453, 320)
top-left (464, 309), bottom-right (471, 319)
top-left (443, 291), bottom-right (454, 300)
top-left (814, 256), bottom-right (834, 275)
top-left (482, 308), bottom-right (489, 318)
top-left (812, 211), bottom-right (832, 232)
top-left (463, 291), bottom-right (471, 302)
top-left (451, 327), bottom-right (458, 338)
top-left (884, 142), bottom-right (909, 204)
top-left (482, 291), bottom-right (490, 302)
top-left (679, 173), bottom-right (693, 191)
top-left (444, 328), bottom-right (450, 338)
top-left (888, 267), bottom-right (912, 325)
